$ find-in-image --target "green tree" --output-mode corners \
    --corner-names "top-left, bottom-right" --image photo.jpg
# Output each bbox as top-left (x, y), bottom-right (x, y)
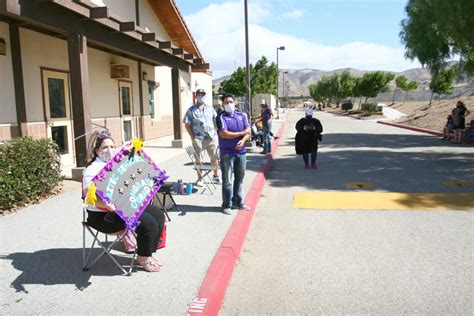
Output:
top-left (358, 71), bottom-right (395, 103)
top-left (401, 80), bottom-right (419, 105)
top-left (309, 71), bottom-right (355, 107)
top-left (352, 77), bottom-right (364, 107)
top-left (220, 67), bottom-right (247, 97)
top-left (220, 56), bottom-right (278, 97)
top-left (429, 67), bottom-right (456, 105)
top-left (339, 71), bottom-right (355, 103)
top-left (400, 0), bottom-right (474, 75)
top-left (252, 56), bottom-right (277, 95)
top-left (392, 75), bottom-right (408, 104)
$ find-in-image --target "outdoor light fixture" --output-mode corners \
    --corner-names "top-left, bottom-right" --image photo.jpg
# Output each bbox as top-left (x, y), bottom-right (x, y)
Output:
top-left (142, 71), bottom-right (148, 81)
top-left (0, 38), bottom-right (6, 56)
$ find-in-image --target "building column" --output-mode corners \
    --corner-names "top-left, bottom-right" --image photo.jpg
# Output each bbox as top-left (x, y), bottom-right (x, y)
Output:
top-left (10, 23), bottom-right (27, 137)
top-left (171, 67), bottom-right (183, 148)
top-left (67, 33), bottom-right (91, 168)
top-left (138, 61), bottom-right (145, 139)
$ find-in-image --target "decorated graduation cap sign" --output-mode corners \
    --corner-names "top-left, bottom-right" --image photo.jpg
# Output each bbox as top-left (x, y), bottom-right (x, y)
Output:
top-left (85, 138), bottom-right (168, 231)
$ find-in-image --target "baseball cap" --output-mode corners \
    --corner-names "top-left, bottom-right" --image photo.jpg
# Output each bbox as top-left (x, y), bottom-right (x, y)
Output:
top-left (196, 88), bottom-right (206, 95)
top-left (306, 108), bottom-right (314, 116)
top-left (260, 99), bottom-right (267, 105)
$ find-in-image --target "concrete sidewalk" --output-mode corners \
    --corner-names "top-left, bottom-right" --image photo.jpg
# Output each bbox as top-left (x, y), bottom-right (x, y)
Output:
top-left (0, 119), bottom-right (283, 314)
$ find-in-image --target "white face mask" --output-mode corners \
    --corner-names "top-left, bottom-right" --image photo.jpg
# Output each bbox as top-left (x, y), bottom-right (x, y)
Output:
top-left (224, 102), bottom-right (235, 113)
top-left (196, 95), bottom-right (206, 104)
top-left (98, 147), bottom-right (115, 162)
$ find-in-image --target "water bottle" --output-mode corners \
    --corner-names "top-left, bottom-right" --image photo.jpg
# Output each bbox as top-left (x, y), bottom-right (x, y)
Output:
top-left (177, 179), bottom-right (183, 194)
top-left (186, 183), bottom-right (193, 195)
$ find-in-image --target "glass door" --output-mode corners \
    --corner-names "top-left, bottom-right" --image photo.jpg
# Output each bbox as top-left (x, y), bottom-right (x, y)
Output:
top-left (119, 81), bottom-right (133, 142)
top-left (42, 69), bottom-right (74, 166)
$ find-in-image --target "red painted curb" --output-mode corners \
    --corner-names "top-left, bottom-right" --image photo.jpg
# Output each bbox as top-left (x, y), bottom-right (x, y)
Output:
top-left (377, 120), bottom-right (443, 136)
top-left (186, 116), bottom-right (287, 316)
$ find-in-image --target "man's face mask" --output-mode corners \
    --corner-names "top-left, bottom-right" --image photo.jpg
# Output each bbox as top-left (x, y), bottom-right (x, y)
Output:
top-left (196, 95), bottom-right (206, 104)
top-left (98, 147), bottom-right (115, 162)
top-left (224, 102), bottom-right (235, 113)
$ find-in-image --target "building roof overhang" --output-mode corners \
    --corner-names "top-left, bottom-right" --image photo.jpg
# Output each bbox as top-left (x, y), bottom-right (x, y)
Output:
top-left (0, 0), bottom-right (207, 72)
top-left (148, 0), bottom-right (210, 73)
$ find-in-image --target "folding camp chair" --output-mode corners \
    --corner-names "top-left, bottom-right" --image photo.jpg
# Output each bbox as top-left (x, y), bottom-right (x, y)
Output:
top-left (185, 146), bottom-right (216, 194)
top-left (82, 206), bottom-right (138, 275)
top-left (155, 182), bottom-right (182, 215)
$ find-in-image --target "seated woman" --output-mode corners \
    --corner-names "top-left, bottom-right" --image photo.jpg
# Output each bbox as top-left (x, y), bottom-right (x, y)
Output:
top-left (251, 118), bottom-right (263, 147)
top-left (442, 115), bottom-right (454, 140)
top-left (82, 130), bottom-right (165, 272)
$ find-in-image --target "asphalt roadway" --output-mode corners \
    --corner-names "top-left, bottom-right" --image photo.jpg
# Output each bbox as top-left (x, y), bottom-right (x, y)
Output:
top-left (222, 109), bottom-right (474, 314)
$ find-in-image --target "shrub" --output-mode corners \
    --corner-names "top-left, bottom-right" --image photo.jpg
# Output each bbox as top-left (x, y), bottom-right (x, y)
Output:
top-left (0, 137), bottom-right (62, 211)
top-left (360, 103), bottom-right (378, 113)
top-left (341, 101), bottom-right (353, 111)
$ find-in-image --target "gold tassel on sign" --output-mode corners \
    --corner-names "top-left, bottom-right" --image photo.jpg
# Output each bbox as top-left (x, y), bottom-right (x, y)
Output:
top-left (84, 182), bottom-right (97, 207)
top-left (132, 138), bottom-right (144, 152)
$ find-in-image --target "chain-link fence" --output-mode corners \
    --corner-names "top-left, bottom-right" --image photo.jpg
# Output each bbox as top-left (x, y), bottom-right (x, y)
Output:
top-left (367, 83), bottom-right (474, 103)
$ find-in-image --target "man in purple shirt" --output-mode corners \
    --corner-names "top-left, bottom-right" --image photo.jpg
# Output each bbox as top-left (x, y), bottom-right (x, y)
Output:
top-left (216, 93), bottom-right (251, 215)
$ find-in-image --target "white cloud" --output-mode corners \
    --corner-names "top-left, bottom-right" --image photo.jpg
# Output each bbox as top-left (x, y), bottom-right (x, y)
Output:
top-left (183, 1), bottom-right (420, 78)
top-left (282, 9), bottom-right (304, 19)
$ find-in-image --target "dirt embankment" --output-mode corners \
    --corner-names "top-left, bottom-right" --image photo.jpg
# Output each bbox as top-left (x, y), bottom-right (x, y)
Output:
top-left (318, 96), bottom-right (473, 132)
top-left (391, 96), bottom-right (473, 132)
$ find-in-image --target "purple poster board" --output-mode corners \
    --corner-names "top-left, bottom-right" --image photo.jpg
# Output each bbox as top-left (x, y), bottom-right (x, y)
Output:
top-left (91, 146), bottom-right (168, 231)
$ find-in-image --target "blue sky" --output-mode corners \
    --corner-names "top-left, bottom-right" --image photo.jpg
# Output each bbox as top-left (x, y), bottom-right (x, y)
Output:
top-left (176, 0), bottom-right (420, 78)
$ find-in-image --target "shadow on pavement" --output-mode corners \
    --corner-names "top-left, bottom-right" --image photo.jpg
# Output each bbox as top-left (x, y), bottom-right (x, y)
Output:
top-left (322, 133), bottom-right (474, 149)
top-left (268, 133), bottom-right (474, 195)
top-left (168, 204), bottom-right (223, 215)
top-left (1, 248), bottom-right (135, 293)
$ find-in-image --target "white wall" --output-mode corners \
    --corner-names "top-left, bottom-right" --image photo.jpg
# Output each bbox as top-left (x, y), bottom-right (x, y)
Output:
top-left (0, 22), bottom-right (17, 124)
top-left (97, 0), bottom-right (171, 41)
top-left (180, 69), bottom-right (192, 115)
top-left (191, 72), bottom-right (213, 100)
top-left (155, 66), bottom-right (172, 117)
top-left (20, 28), bottom-right (69, 122)
top-left (88, 48), bottom-right (140, 119)
top-left (138, 1), bottom-right (171, 41)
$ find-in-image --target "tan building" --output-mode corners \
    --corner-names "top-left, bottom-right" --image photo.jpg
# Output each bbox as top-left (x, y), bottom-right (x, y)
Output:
top-left (0, 0), bottom-right (212, 169)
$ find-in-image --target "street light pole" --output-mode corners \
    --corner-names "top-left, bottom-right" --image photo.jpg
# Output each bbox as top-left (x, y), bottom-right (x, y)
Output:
top-left (276, 46), bottom-right (285, 119)
top-left (282, 70), bottom-right (288, 109)
top-left (244, 0), bottom-right (251, 117)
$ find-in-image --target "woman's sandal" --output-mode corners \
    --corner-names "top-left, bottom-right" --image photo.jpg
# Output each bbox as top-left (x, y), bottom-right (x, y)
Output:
top-left (137, 256), bottom-right (160, 272)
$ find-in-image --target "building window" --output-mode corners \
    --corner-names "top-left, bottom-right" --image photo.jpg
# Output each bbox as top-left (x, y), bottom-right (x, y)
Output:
top-left (48, 78), bottom-right (67, 118)
top-left (121, 86), bottom-right (131, 115)
top-left (148, 82), bottom-right (156, 119)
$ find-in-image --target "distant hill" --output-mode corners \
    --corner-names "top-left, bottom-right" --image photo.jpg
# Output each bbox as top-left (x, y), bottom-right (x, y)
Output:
top-left (213, 67), bottom-right (433, 97)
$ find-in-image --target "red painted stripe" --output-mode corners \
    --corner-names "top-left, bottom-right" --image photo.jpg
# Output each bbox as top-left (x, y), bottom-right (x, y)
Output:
top-left (186, 117), bottom-right (287, 316)
top-left (377, 120), bottom-right (443, 136)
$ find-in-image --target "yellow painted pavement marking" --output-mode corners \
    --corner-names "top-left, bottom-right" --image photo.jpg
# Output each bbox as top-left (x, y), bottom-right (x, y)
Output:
top-left (293, 192), bottom-right (474, 211)
top-left (345, 182), bottom-right (375, 190)
top-left (442, 181), bottom-right (474, 189)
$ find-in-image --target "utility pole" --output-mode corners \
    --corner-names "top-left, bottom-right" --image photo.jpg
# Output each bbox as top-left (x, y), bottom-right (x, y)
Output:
top-left (244, 0), bottom-right (251, 117)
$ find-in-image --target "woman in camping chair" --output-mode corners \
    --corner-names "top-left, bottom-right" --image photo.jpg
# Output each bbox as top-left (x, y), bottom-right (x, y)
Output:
top-left (82, 130), bottom-right (165, 272)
